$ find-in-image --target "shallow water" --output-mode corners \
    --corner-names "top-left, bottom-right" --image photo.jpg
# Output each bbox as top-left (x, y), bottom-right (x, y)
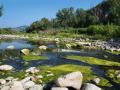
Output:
top-left (0, 39), bottom-right (120, 89)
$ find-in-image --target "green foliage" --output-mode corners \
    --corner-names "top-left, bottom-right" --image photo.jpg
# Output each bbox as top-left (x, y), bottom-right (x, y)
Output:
top-left (27, 18), bottom-right (51, 33)
top-left (0, 28), bottom-right (19, 34)
top-left (56, 7), bottom-right (75, 28)
top-left (87, 24), bottom-right (120, 38)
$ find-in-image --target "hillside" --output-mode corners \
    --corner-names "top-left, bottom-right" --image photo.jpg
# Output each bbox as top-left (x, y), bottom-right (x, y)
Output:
top-left (89, 0), bottom-right (120, 25)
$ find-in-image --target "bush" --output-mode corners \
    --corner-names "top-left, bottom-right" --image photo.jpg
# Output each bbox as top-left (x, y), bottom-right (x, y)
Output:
top-left (87, 24), bottom-right (120, 38)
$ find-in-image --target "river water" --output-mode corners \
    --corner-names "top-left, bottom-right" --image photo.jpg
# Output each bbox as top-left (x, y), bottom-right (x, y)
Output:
top-left (0, 39), bottom-right (120, 90)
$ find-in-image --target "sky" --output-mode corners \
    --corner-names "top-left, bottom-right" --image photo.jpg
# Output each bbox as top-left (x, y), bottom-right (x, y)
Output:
top-left (0, 0), bottom-right (102, 28)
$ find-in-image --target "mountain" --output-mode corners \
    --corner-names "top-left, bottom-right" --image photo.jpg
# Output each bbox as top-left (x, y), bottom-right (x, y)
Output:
top-left (12, 26), bottom-right (28, 32)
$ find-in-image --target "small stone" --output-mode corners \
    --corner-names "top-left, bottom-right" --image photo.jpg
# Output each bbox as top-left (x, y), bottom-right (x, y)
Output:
top-left (36, 75), bottom-right (43, 79)
top-left (26, 67), bottom-right (39, 74)
top-left (21, 49), bottom-right (30, 55)
top-left (51, 87), bottom-right (68, 90)
top-left (0, 79), bottom-right (6, 85)
top-left (0, 65), bottom-right (13, 71)
top-left (117, 74), bottom-right (120, 78)
top-left (6, 77), bottom-right (14, 82)
top-left (39, 45), bottom-right (47, 50)
top-left (24, 81), bottom-right (35, 89)
top-left (29, 85), bottom-right (43, 90)
top-left (93, 78), bottom-right (100, 84)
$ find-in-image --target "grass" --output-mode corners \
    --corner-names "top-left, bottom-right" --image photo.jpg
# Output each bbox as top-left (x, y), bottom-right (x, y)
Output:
top-left (66, 55), bottom-right (120, 66)
top-left (22, 55), bottom-right (48, 61)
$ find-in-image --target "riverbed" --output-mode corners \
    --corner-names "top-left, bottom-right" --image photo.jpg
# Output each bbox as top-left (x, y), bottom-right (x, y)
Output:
top-left (0, 39), bottom-right (120, 90)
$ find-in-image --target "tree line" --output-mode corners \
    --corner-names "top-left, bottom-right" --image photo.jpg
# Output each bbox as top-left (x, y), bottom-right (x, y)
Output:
top-left (27, 0), bottom-right (120, 33)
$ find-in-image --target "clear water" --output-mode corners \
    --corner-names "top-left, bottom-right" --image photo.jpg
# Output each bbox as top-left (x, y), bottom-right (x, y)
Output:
top-left (0, 39), bottom-right (120, 90)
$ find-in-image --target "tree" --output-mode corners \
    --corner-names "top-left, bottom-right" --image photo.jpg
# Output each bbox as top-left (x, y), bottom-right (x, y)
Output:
top-left (75, 8), bottom-right (87, 27)
top-left (27, 18), bottom-right (51, 33)
top-left (56, 7), bottom-right (75, 28)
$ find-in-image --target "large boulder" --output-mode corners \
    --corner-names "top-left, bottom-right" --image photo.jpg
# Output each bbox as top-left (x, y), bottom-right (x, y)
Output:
top-left (10, 81), bottom-right (24, 90)
top-left (82, 83), bottom-right (101, 90)
top-left (29, 85), bottom-right (43, 90)
top-left (0, 65), bottom-right (13, 71)
top-left (51, 87), bottom-right (68, 90)
top-left (26, 67), bottom-right (39, 74)
top-left (21, 49), bottom-right (30, 55)
top-left (55, 71), bottom-right (83, 90)
top-left (6, 45), bottom-right (15, 50)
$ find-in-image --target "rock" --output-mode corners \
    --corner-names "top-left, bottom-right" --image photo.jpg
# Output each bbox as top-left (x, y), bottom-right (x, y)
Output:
top-left (24, 81), bottom-right (35, 89)
top-left (93, 78), bottom-right (100, 84)
top-left (26, 67), bottom-right (39, 74)
top-left (66, 44), bottom-right (72, 49)
top-left (0, 65), bottom-right (13, 71)
top-left (36, 75), bottom-right (43, 79)
top-left (6, 45), bottom-right (15, 50)
top-left (1, 86), bottom-right (10, 90)
top-left (55, 38), bottom-right (60, 42)
top-left (115, 70), bottom-right (120, 78)
top-left (0, 79), bottom-right (6, 85)
top-left (51, 87), bottom-right (69, 90)
top-left (29, 85), bottom-right (43, 90)
top-left (20, 77), bottom-right (31, 84)
top-left (117, 74), bottom-right (120, 78)
top-left (55, 71), bottom-right (83, 90)
top-left (10, 81), bottom-right (24, 90)
top-left (6, 77), bottom-right (14, 82)
top-left (82, 83), bottom-right (101, 90)
top-left (21, 49), bottom-right (30, 55)
top-left (39, 45), bottom-right (47, 50)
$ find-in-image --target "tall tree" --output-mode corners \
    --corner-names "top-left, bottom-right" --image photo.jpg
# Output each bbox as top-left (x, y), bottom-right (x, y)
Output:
top-left (56, 7), bottom-right (75, 28)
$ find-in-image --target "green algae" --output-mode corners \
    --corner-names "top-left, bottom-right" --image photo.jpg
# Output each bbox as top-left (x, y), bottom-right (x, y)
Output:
top-left (66, 55), bottom-right (120, 66)
top-left (22, 55), bottom-right (48, 61)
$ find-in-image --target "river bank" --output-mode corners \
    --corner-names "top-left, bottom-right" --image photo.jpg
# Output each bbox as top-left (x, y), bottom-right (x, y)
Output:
top-left (0, 34), bottom-right (120, 54)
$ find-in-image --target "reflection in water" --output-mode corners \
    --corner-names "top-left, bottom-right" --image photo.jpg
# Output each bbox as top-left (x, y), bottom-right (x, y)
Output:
top-left (0, 39), bottom-right (33, 50)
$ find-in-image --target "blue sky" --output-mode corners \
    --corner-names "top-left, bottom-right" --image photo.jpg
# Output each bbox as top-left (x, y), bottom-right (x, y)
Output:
top-left (0, 0), bottom-right (102, 28)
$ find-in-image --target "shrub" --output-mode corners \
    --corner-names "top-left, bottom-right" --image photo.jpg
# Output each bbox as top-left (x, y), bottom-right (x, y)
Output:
top-left (87, 24), bottom-right (120, 38)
